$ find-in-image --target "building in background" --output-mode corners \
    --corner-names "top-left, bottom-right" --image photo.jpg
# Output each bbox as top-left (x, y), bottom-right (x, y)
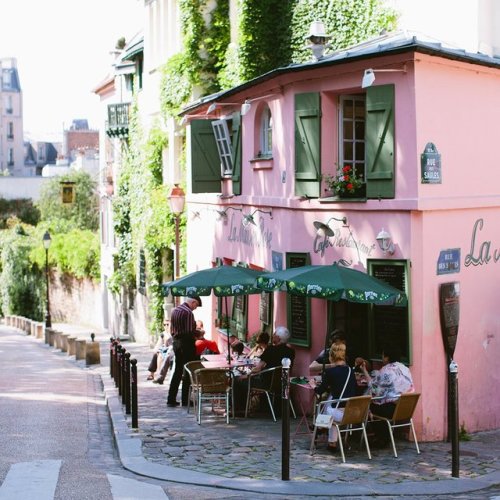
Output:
top-left (0, 57), bottom-right (26, 176)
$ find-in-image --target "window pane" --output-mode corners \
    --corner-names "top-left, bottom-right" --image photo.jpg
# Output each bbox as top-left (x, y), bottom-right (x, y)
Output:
top-left (343, 99), bottom-right (353, 118)
top-left (354, 100), bottom-right (364, 118)
top-left (343, 120), bottom-right (353, 140)
top-left (355, 142), bottom-right (364, 161)
top-left (343, 141), bottom-right (353, 160)
top-left (355, 120), bottom-right (365, 138)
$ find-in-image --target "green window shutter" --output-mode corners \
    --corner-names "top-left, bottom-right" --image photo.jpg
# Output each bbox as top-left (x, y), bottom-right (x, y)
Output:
top-left (190, 119), bottom-right (221, 193)
top-left (294, 92), bottom-right (321, 198)
top-left (365, 85), bottom-right (395, 198)
top-left (231, 112), bottom-right (242, 196)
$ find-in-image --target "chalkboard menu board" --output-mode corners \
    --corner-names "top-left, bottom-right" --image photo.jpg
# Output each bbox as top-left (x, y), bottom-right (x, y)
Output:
top-left (369, 261), bottom-right (409, 361)
top-left (286, 253), bottom-right (311, 347)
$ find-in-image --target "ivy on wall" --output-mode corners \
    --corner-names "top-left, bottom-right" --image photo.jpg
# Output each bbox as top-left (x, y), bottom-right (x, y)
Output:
top-left (289, 0), bottom-right (397, 63)
top-left (112, 94), bottom-right (186, 336)
top-left (159, 0), bottom-right (395, 119)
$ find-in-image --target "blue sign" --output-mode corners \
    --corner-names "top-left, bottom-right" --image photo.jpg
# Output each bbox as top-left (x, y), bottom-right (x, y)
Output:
top-left (437, 249), bottom-right (460, 275)
top-left (272, 251), bottom-right (283, 271)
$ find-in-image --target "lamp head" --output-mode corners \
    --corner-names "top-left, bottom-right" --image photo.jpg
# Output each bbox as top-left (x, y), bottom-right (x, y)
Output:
top-left (168, 184), bottom-right (186, 215)
top-left (241, 101), bottom-right (251, 116)
top-left (362, 69), bottom-right (376, 88)
top-left (42, 231), bottom-right (52, 250)
top-left (376, 228), bottom-right (395, 255)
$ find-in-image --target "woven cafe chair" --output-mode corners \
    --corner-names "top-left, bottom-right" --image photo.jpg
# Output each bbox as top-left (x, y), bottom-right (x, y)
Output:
top-left (310, 395), bottom-right (372, 463)
top-left (194, 368), bottom-right (233, 424)
top-left (371, 392), bottom-right (421, 458)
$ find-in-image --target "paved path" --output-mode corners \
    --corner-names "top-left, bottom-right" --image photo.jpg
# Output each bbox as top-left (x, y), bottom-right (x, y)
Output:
top-left (5, 322), bottom-right (500, 498)
top-left (103, 337), bottom-right (500, 497)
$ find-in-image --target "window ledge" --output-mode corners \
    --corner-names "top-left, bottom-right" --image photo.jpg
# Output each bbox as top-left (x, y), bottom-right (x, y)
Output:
top-left (250, 156), bottom-right (273, 169)
top-left (319, 195), bottom-right (367, 203)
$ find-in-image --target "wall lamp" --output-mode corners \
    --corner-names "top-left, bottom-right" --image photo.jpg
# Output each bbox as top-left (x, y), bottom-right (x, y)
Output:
top-left (242, 208), bottom-right (273, 228)
top-left (376, 228), bottom-right (395, 255)
top-left (241, 93), bottom-right (280, 116)
top-left (313, 216), bottom-right (348, 237)
top-left (206, 102), bottom-right (240, 114)
top-left (180, 113), bottom-right (215, 126)
top-left (215, 206), bottom-right (242, 221)
top-left (361, 64), bottom-right (407, 88)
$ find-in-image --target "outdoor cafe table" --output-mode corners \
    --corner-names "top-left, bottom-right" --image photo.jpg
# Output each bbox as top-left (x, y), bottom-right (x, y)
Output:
top-left (201, 359), bottom-right (249, 369)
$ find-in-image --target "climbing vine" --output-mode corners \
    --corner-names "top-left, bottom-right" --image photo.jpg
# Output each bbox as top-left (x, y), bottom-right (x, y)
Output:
top-left (289, 0), bottom-right (397, 63)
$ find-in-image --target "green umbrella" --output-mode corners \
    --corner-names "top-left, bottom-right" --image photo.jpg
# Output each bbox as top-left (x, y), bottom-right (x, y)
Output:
top-left (162, 265), bottom-right (265, 363)
top-left (256, 261), bottom-right (407, 374)
top-left (256, 262), bottom-right (406, 305)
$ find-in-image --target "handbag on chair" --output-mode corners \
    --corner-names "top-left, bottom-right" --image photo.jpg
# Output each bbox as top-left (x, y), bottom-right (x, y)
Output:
top-left (314, 367), bottom-right (352, 428)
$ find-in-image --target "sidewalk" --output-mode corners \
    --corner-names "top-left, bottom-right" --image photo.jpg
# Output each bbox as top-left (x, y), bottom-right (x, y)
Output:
top-left (11, 323), bottom-right (500, 497)
top-left (100, 338), bottom-right (500, 497)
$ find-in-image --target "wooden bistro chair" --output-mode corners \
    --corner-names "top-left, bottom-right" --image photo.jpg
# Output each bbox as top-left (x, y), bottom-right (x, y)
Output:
top-left (310, 395), bottom-right (372, 463)
top-left (245, 366), bottom-right (296, 422)
top-left (183, 360), bottom-right (204, 415)
top-left (194, 368), bottom-right (233, 424)
top-left (371, 392), bottom-right (421, 458)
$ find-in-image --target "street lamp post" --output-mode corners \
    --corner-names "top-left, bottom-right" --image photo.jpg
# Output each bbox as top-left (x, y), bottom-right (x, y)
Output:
top-left (42, 231), bottom-right (52, 328)
top-left (168, 184), bottom-right (186, 306)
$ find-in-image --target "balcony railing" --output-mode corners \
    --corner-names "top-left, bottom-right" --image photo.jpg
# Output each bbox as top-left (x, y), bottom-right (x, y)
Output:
top-left (106, 103), bottom-right (131, 139)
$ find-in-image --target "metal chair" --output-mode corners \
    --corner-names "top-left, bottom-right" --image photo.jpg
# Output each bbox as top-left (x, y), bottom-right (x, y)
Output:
top-left (194, 368), bottom-right (233, 424)
top-left (245, 366), bottom-right (296, 422)
top-left (310, 395), bottom-right (372, 463)
top-left (183, 360), bottom-right (204, 415)
top-left (371, 392), bottom-right (421, 458)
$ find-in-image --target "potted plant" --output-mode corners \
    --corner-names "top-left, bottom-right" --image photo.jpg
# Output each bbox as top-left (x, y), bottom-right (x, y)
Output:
top-left (324, 165), bottom-right (365, 198)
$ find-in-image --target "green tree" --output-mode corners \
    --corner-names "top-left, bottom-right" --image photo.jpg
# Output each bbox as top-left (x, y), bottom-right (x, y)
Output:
top-left (36, 170), bottom-right (99, 231)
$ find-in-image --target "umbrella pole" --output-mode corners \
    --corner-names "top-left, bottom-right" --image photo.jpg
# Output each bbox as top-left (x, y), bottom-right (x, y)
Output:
top-left (322, 325), bottom-right (330, 377)
top-left (225, 296), bottom-right (231, 365)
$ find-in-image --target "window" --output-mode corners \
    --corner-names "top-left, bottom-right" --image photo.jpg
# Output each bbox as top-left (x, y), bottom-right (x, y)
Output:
top-left (212, 119), bottom-right (233, 176)
top-left (339, 95), bottom-right (365, 182)
top-left (7, 122), bottom-right (13, 139)
top-left (190, 112), bottom-right (242, 195)
top-left (327, 259), bottom-right (411, 365)
top-left (294, 85), bottom-right (395, 200)
top-left (5, 95), bottom-right (13, 113)
top-left (7, 148), bottom-right (14, 166)
top-left (259, 106), bottom-right (272, 157)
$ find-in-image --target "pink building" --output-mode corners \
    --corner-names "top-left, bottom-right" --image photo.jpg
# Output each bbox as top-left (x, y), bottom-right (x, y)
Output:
top-left (181, 32), bottom-right (500, 441)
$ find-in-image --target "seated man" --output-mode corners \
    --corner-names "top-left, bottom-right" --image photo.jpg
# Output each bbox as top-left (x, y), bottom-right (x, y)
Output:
top-left (233, 326), bottom-right (295, 413)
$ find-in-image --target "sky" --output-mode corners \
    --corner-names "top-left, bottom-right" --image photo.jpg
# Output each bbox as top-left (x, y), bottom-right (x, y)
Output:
top-left (0, 0), bottom-right (143, 142)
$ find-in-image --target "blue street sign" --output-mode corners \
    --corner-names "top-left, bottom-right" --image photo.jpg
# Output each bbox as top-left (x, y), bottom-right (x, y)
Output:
top-left (437, 248), bottom-right (460, 275)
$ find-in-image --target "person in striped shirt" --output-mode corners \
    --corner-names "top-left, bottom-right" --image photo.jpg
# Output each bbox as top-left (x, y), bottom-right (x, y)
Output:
top-left (166, 296), bottom-right (202, 407)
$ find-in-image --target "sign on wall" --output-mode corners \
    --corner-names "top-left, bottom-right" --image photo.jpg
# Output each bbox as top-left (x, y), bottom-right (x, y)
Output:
top-left (437, 248), bottom-right (460, 275)
top-left (421, 142), bottom-right (441, 184)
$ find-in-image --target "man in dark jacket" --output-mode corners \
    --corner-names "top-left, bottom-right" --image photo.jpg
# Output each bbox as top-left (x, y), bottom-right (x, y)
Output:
top-left (166, 296), bottom-right (202, 407)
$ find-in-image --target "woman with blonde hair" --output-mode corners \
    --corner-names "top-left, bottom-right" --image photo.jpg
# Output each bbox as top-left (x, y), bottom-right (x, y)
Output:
top-left (313, 342), bottom-right (357, 452)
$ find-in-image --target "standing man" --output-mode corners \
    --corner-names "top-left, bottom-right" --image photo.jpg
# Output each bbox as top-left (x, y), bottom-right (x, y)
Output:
top-left (166, 296), bottom-right (202, 407)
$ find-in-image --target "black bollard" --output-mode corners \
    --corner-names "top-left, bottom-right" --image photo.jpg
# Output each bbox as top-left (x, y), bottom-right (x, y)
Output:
top-left (281, 358), bottom-right (291, 481)
top-left (125, 352), bottom-right (131, 415)
top-left (116, 345), bottom-right (122, 393)
top-left (120, 347), bottom-right (127, 405)
top-left (131, 358), bottom-right (138, 428)
top-left (109, 338), bottom-right (114, 377)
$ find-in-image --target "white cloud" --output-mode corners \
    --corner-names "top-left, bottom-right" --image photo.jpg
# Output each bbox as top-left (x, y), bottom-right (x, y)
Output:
top-left (0, 0), bottom-right (143, 140)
